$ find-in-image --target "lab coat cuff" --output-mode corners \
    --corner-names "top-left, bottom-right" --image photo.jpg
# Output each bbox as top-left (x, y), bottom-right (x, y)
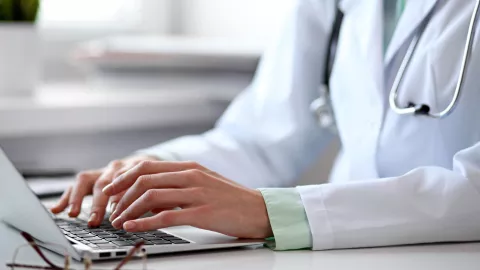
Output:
top-left (297, 185), bottom-right (334, 250)
top-left (258, 188), bottom-right (313, 250)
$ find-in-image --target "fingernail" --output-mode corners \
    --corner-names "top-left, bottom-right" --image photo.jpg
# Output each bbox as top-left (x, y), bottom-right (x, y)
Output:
top-left (109, 209), bottom-right (119, 222)
top-left (68, 205), bottom-right (79, 217)
top-left (102, 184), bottom-right (113, 195)
top-left (112, 217), bottom-right (122, 228)
top-left (89, 212), bottom-right (97, 224)
top-left (109, 203), bottom-right (117, 213)
top-left (124, 221), bottom-right (136, 231)
top-left (109, 210), bottom-right (118, 222)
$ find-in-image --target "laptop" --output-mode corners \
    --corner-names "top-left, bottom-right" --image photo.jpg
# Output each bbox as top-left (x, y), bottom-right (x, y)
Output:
top-left (0, 149), bottom-right (264, 261)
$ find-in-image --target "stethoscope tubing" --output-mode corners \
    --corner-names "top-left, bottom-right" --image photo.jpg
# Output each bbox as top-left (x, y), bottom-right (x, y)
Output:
top-left (389, 0), bottom-right (480, 118)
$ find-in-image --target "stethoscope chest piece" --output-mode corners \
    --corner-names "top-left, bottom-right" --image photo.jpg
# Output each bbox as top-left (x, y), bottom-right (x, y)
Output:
top-left (310, 84), bottom-right (337, 132)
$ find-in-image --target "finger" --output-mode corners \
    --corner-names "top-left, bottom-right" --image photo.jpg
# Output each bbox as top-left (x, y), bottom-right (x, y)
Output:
top-left (111, 160), bottom-right (143, 180)
top-left (109, 172), bottom-right (193, 222)
top-left (108, 191), bottom-right (126, 215)
top-left (107, 160), bottom-right (142, 217)
top-left (111, 189), bottom-right (191, 229)
top-left (89, 162), bottom-right (122, 227)
top-left (151, 208), bottom-right (173, 214)
top-left (50, 186), bottom-right (72, 214)
top-left (68, 171), bottom-right (100, 217)
top-left (103, 161), bottom-right (205, 196)
top-left (123, 208), bottom-right (199, 232)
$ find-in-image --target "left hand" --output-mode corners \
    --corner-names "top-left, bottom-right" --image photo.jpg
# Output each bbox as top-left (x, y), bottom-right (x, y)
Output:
top-left (102, 161), bottom-right (273, 239)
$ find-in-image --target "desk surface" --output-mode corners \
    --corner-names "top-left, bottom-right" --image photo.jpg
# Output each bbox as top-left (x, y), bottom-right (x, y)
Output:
top-left (2, 221), bottom-right (480, 270)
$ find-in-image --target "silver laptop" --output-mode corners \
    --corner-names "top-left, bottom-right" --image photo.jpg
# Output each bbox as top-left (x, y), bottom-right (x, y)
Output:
top-left (0, 149), bottom-right (264, 261)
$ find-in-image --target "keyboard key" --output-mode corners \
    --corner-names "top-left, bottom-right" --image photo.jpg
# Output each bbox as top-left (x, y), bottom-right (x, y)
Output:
top-left (140, 235), bottom-right (158, 240)
top-left (121, 234), bottom-right (140, 239)
top-left (94, 232), bottom-right (112, 237)
top-left (103, 236), bottom-right (120, 241)
top-left (79, 234), bottom-right (96, 239)
top-left (151, 231), bottom-right (169, 236)
top-left (163, 237), bottom-right (183, 241)
top-left (83, 236), bottom-right (102, 241)
top-left (88, 229), bottom-right (106, 233)
top-left (90, 240), bottom-right (110, 244)
top-left (151, 240), bottom-right (172, 245)
top-left (96, 244), bottom-right (117, 249)
top-left (171, 240), bottom-right (190, 244)
top-left (121, 238), bottom-right (141, 242)
top-left (112, 241), bottom-right (134, 247)
top-left (74, 231), bottom-right (90, 236)
top-left (162, 235), bottom-right (180, 238)
top-left (133, 232), bottom-right (151, 236)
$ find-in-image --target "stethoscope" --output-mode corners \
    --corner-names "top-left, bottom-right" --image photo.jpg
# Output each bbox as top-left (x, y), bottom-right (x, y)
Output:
top-left (311, 0), bottom-right (480, 131)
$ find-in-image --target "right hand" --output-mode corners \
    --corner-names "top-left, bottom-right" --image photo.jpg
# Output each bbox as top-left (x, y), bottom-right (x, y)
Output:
top-left (50, 155), bottom-right (159, 227)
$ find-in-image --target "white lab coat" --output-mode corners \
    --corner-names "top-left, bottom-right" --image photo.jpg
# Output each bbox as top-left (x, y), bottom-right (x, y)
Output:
top-left (143, 0), bottom-right (480, 250)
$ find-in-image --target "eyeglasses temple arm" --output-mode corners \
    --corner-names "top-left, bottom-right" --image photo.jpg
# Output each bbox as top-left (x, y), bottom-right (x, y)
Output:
top-left (5, 263), bottom-right (59, 269)
top-left (114, 241), bottom-right (145, 270)
top-left (20, 232), bottom-right (63, 270)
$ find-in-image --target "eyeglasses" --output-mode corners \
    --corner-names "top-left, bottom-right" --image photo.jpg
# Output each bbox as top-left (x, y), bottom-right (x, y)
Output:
top-left (7, 231), bottom-right (148, 270)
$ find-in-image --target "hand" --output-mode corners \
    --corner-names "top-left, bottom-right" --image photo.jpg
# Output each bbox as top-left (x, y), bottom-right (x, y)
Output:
top-left (50, 155), bottom-right (159, 227)
top-left (103, 161), bottom-right (273, 239)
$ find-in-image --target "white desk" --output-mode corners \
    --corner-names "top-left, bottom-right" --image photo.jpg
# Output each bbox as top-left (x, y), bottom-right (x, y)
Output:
top-left (2, 220), bottom-right (480, 270)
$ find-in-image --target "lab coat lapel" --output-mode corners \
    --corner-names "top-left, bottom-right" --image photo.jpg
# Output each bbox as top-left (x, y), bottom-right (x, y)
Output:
top-left (340, 0), bottom-right (384, 102)
top-left (384, 0), bottom-right (439, 65)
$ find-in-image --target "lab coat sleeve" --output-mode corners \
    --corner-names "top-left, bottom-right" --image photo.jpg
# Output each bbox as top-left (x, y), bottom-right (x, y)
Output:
top-left (297, 142), bottom-right (480, 250)
top-left (138, 0), bottom-right (337, 188)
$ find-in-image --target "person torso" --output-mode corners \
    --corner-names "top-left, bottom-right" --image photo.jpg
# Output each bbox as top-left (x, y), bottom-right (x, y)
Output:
top-left (328, 0), bottom-right (480, 183)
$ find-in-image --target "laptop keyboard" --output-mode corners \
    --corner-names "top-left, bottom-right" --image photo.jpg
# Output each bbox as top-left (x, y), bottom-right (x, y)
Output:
top-left (55, 218), bottom-right (190, 249)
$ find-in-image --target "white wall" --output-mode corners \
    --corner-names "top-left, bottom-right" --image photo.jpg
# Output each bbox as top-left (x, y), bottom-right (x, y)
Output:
top-left (181, 0), bottom-right (295, 43)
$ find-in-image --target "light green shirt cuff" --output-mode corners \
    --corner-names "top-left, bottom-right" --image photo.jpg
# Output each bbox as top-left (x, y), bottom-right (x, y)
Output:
top-left (258, 188), bottom-right (312, 250)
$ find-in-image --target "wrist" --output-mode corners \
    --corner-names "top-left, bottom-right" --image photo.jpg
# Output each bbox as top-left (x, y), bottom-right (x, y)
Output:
top-left (253, 190), bottom-right (274, 239)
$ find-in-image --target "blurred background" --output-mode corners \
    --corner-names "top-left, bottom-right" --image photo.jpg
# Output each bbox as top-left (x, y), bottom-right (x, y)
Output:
top-left (0, 0), bottom-right (338, 196)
